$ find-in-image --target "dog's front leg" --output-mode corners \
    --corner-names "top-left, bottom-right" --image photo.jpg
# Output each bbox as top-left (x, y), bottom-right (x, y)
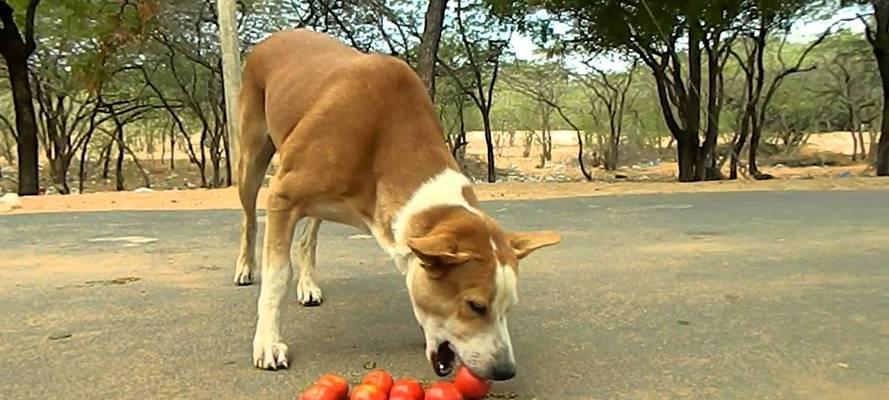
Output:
top-left (252, 204), bottom-right (300, 370)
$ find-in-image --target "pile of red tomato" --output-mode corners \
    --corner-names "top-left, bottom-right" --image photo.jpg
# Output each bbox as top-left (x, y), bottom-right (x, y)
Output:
top-left (300, 367), bottom-right (492, 400)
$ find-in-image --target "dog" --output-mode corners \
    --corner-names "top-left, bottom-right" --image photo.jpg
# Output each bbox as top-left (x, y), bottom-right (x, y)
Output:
top-left (233, 29), bottom-right (561, 381)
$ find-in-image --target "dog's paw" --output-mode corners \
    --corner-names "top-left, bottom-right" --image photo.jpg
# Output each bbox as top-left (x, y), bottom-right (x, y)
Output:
top-left (253, 338), bottom-right (289, 370)
top-left (234, 259), bottom-right (255, 286)
top-left (297, 277), bottom-right (323, 307)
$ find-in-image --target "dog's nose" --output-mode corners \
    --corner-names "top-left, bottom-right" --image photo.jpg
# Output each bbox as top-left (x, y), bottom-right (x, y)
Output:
top-left (491, 363), bottom-right (516, 381)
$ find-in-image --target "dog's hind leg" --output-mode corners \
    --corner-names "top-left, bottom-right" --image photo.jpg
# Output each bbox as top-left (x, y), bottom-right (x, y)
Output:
top-left (293, 217), bottom-right (323, 306)
top-left (234, 79), bottom-right (275, 286)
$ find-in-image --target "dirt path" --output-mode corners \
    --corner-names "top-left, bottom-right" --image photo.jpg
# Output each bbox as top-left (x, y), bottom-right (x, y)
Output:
top-left (5, 177), bottom-right (889, 215)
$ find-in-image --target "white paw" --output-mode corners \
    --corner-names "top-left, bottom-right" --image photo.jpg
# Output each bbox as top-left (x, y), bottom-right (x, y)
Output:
top-left (297, 277), bottom-right (323, 306)
top-left (234, 259), bottom-right (255, 286)
top-left (253, 337), bottom-right (289, 370)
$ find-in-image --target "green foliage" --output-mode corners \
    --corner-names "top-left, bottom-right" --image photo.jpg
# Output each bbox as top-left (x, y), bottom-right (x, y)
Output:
top-left (1, 0), bottom-right (884, 188)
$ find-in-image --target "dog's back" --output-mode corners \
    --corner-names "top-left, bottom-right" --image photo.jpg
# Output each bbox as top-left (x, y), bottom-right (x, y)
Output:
top-left (237, 28), bottom-right (456, 230)
top-left (241, 29), bottom-right (443, 150)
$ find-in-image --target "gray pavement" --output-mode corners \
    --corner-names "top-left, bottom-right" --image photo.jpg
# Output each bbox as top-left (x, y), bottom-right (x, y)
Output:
top-left (1, 190), bottom-right (888, 399)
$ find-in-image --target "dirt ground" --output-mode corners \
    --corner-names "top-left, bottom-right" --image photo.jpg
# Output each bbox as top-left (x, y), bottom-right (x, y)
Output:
top-left (2, 130), bottom-right (887, 215)
top-left (5, 176), bottom-right (889, 215)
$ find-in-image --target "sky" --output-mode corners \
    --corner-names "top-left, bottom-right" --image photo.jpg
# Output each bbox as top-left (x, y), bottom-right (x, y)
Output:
top-left (508, 6), bottom-right (869, 72)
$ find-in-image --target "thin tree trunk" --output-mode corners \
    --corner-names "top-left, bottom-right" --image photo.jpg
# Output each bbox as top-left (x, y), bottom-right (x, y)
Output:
top-left (115, 122), bottom-right (125, 191)
top-left (852, 130), bottom-right (860, 162)
top-left (849, 108), bottom-right (859, 161)
top-left (101, 141), bottom-right (112, 179)
top-left (482, 111), bottom-right (496, 182)
top-left (160, 122), bottom-right (166, 166)
top-left (78, 130), bottom-right (93, 193)
top-left (170, 123), bottom-right (176, 170)
top-left (857, 130), bottom-right (867, 160)
top-left (416, 0), bottom-right (448, 99)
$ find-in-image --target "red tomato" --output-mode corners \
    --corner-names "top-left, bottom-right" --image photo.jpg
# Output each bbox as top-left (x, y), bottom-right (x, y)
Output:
top-left (453, 366), bottom-right (491, 399)
top-left (389, 379), bottom-right (424, 400)
top-left (315, 374), bottom-right (350, 400)
top-left (425, 382), bottom-right (464, 400)
top-left (349, 384), bottom-right (387, 400)
top-left (362, 370), bottom-right (394, 394)
top-left (300, 384), bottom-right (341, 400)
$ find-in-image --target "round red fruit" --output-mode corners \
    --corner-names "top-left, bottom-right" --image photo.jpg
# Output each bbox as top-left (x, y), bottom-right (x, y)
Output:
top-left (425, 382), bottom-right (464, 400)
top-left (300, 384), bottom-right (341, 400)
top-left (349, 384), bottom-right (387, 400)
top-left (453, 366), bottom-right (492, 399)
top-left (362, 370), bottom-right (394, 394)
top-left (315, 374), bottom-right (349, 400)
top-left (389, 379), bottom-right (424, 400)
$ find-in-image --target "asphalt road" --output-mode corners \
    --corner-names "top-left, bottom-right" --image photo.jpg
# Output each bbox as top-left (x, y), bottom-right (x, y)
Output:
top-left (1, 191), bottom-right (888, 399)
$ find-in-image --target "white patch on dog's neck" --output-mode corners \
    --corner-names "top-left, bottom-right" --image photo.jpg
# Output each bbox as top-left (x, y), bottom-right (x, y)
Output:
top-left (390, 168), bottom-right (480, 274)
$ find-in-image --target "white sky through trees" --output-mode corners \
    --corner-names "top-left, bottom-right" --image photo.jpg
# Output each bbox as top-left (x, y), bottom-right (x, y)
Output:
top-left (507, 5), bottom-right (868, 73)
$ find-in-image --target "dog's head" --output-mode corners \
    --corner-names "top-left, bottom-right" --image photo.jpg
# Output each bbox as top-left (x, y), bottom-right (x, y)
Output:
top-left (404, 207), bottom-right (560, 381)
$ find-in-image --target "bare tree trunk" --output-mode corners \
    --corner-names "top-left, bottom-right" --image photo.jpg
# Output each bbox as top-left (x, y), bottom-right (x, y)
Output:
top-left (217, 0), bottom-right (241, 184)
top-left (160, 123), bottom-right (166, 166)
top-left (452, 100), bottom-right (467, 166)
top-left (605, 119), bottom-right (619, 171)
top-left (101, 141), bottom-right (112, 179)
top-left (114, 122), bottom-right (125, 191)
top-left (4, 56), bottom-right (40, 194)
top-left (482, 111), bottom-right (496, 182)
top-left (49, 156), bottom-right (69, 194)
top-left (857, 130), bottom-right (867, 160)
top-left (849, 108), bottom-right (859, 161)
top-left (681, 19), bottom-right (703, 182)
top-left (872, 0), bottom-right (889, 176)
top-left (0, 0), bottom-right (41, 196)
top-left (169, 123), bottom-right (176, 170)
top-left (522, 131), bottom-right (533, 158)
top-left (77, 130), bottom-right (93, 193)
top-left (416, 0), bottom-right (448, 99)
top-left (852, 130), bottom-right (860, 162)
top-left (199, 130), bottom-right (208, 187)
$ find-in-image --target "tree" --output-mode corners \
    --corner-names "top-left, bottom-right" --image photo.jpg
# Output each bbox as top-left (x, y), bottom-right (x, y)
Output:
top-left (815, 31), bottom-right (881, 161)
top-left (577, 59), bottom-right (639, 170)
top-left (139, 0), bottom-right (234, 188)
top-left (727, 3), bottom-right (833, 179)
top-left (0, 0), bottom-right (40, 195)
top-left (438, 0), bottom-right (511, 182)
top-left (417, 0), bottom-right (448, 99)
top-left (217, 0), bottom-right (241, 184)
top-left (502, 61), bottom-right (561, 166)
top-left (503, 60), bottom-right (594, 179)
top-left (493, 0), bottom-right (743, 181)
top-left (854, 0), bottom-right (889, 175)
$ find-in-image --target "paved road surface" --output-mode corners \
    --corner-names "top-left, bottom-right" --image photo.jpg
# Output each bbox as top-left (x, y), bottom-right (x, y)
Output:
top-left (2, 191), bottom-right (888, 399)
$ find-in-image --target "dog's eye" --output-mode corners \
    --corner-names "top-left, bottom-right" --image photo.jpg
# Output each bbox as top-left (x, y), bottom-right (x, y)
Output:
top-left (467, 300), bottom-right (487, 315)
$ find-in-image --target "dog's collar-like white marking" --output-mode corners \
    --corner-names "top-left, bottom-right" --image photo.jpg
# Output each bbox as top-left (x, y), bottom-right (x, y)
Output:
top-left (389, 169), bottom-right (480, 274)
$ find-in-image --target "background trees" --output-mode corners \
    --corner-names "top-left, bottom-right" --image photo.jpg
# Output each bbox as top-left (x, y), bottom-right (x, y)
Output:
top-left (1, 0), bottom-right (887, 195)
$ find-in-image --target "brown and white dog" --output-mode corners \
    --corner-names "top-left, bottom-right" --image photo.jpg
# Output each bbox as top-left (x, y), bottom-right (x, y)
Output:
top-left (233, 29), bottom-right (561, 381)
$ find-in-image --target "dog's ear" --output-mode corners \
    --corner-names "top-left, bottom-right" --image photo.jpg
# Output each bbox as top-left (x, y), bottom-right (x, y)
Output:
top-left (408, 233), bottom-right (471, 278)
top-left (507, 231), bottom-right (561, 259)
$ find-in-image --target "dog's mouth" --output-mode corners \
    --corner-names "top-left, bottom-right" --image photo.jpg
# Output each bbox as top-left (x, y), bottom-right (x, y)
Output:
top-left (431, 341), bottom-right (457, 377)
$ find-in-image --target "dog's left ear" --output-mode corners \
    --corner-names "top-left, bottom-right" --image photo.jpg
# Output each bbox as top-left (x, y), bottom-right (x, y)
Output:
top-left (408, 234), bottom-right (472, 278)
top-left (507, 231), bottom-right (562, 259)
